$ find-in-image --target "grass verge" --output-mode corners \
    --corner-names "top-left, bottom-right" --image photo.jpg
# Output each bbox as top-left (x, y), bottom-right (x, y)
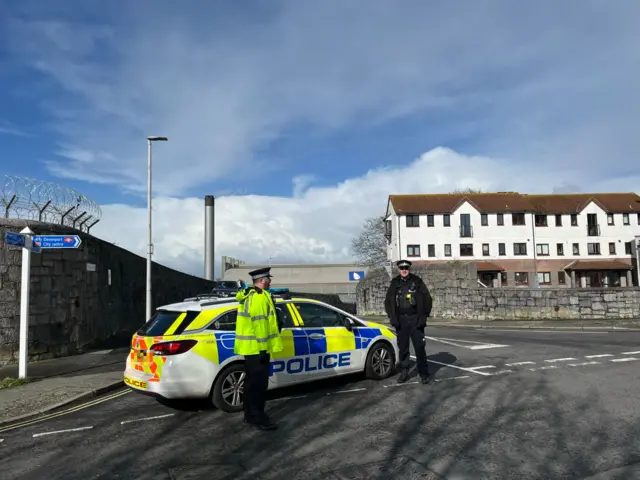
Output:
top-left (0, 377), bottom-right (31, 389)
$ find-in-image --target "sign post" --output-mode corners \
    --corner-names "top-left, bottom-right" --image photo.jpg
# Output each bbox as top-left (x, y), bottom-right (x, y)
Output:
top-left (18, 227), bottom-right (34, 379)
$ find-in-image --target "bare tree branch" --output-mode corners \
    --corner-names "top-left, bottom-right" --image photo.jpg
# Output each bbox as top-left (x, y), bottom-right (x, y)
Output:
top-left (450, 187), bottom-right (483, 194)
top-left (351, 215), bottom-right (388, 270)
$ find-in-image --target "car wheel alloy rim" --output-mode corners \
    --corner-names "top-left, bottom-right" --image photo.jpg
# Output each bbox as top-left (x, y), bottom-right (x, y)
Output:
top-left (372, 347), bottom-right (391, 375)
top-left (221, 371), bottom-right (245, 406)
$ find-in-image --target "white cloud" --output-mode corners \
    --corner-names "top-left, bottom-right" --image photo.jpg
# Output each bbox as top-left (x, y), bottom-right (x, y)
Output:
top-left (91, 146), bottom-right (640, 278)
top-left (5, 2), bottom-right (640, 196)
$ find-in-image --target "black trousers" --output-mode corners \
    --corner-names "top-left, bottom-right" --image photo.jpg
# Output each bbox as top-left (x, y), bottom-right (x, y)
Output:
top-left (396, 314), bottom-right (429, 376)
top-left (243, 353), bottom-right (271, 422)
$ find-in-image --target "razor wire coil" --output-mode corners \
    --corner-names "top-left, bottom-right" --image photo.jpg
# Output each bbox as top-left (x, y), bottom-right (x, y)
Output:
top-left (0, 175), bottom-right (102, 232)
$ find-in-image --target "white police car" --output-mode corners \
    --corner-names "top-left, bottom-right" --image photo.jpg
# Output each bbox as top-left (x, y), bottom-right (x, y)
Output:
top-left (123, 293), bottom-right (399, 412)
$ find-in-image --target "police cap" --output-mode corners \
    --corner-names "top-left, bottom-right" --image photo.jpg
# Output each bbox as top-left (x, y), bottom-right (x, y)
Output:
top-left (396, 259), bottom-right (412, 269)
top-left (248, 267), bottom-right (273, 281)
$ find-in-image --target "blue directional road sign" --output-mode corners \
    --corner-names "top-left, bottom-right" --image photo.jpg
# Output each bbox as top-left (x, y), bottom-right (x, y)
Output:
top-left (348, 271), bottom-right (365, 281)
top-left (32, 235), bottom-right (82, 249)
top-left (4, 231), bottom-right (26, 247)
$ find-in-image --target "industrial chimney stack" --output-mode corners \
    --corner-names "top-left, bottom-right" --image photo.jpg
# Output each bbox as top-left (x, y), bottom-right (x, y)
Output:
top-left (204, 195), bottom-right (215, 280)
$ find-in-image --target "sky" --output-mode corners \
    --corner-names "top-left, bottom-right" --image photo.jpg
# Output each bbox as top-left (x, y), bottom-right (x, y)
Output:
top-left (1, 0), bottom-right (640, 278)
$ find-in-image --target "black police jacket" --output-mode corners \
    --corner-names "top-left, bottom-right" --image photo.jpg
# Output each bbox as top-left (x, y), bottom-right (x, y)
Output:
top-left (383, 273), bottom-right (433, 327)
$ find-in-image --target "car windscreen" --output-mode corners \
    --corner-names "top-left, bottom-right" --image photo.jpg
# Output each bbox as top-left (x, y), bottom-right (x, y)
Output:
top-left (137, 310), bottom-right (182, 336)
top-left (213, 281), bottom-right (238, 289)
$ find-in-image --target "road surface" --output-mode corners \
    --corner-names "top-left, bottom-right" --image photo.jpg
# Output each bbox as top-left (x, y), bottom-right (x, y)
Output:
top-left (1, 326), bottom-right (640, 479)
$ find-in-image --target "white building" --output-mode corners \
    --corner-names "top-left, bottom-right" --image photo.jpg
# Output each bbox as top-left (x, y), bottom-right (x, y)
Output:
top-left (385, 192), bottom-right (640, 288)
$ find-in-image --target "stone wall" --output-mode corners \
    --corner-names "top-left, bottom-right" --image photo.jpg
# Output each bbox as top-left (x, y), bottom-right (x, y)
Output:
top-left (0, 218), bottom-right (217, 364)
top-left (356, 261), bottom-right (640, 320)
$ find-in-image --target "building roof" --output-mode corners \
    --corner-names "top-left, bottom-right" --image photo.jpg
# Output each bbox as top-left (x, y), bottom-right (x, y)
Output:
top-left (388, 192), bottom-right (640, 215)
top-left (563, 260), bottom-right (633, 271)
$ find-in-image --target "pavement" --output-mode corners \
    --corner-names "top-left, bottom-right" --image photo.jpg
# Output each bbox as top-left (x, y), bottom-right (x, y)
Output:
top-left (1, 327), bottom-right (640, 478)
top-left (0, 348), bottom-right (127, 426)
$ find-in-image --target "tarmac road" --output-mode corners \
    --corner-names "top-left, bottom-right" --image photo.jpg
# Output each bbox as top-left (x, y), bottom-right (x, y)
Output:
top-left (1, 327), bottom-right (640, 479)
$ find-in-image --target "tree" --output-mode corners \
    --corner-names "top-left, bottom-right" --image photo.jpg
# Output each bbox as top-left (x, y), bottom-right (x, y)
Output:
top-left (450, 187), bottom-right (483, 194)
top-left (351, 215), bottom-right (388, 270)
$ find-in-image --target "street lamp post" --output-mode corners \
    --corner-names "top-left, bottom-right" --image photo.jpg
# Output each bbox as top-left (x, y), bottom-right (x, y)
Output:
top-left (146, 136), bottom-right (168, 322)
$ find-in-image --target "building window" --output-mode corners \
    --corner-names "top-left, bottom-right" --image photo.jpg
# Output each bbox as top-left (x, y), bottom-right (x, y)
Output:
top-left (512, 213), bottom-right (525, 225)
top-left (406, 215), bottom-right (419, 227)
top-left (407, 245), bottom-right (420, 257)
top-left (638, 213), bottom-right (640, 225)
top-left (481, 214), bottom-right (488, 226)
top-left (513, 243), bottom-right (527, 255)
top-left (500, 271), bottom-right (508, 286)
top-left (558, 271), bottom-right (566, 284)
top-left (571, 214), bottom-right (578, 226)
top-left (588, 243), bottom-right (601, 255)
top-left (515, 272), bottom-right (529, 286)
top-left (607, 213), bottom-right (614, 225)
top-left (444, 244), bottom-right (451, 257)
top-left (573, 243), bottom-right (580, 255)
top-left (428, 244), bottom-right (435, 257)
top-left (427, 215), bottom-right (434, 227)
top-left (623, 213), bottom-right (630, 225)
top-left (557, 243), bottom-right (564, 256)
top-left (625, 242), bottom-right (632, 254)
top-left (609, 242), bottom-right (616, 255)
top-left (555, 214), bottom-right (562, 226)
top-left (535, 214), bottom-right (547, 227)
top-left (460, 244), bottom-right (473, 256)
top-left (498, 243), bottom-right (506, 256)
top-left (385, 220), bottom-right (392, 236)
top-left (537, 272), bottom-right (551, 285)
top-left (443, 214), bottom-right (450, 227)
top-left (482, 243), bottom-right (489, 256)
top-left (497, 213), bottom-right (504, 226)
top-left (536, 244), bottom-right (549, 256)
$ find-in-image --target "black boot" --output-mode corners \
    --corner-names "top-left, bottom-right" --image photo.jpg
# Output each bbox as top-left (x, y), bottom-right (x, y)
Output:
top-left (397, 369), bottom-right (410, 383)
top-left (420, 373), bottom-right (431, 384)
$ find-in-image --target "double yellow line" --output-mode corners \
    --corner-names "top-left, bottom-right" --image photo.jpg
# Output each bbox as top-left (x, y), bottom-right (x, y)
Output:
top-left (0, 388), bottom-right (130, 434)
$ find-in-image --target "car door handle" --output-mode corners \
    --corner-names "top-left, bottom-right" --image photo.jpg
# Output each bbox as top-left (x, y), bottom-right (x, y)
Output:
top-left (309, 333), bottom-right (325, 339)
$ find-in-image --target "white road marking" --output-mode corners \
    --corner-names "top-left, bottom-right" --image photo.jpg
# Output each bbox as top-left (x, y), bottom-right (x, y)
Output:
top-left (120, 413), bottom-right (175, 425)
top-left (33, 426), bottom-right (94, 438)
top-left (413, 355), bottom-right (493, 376)
top-left (544, 358), bottom-right (577, 363)
top-left (611, 357), bottom-right (639, 362)
top-left (622, 351), bottom-right (640, 355)
top-left (0, 439), bottom-right (4, 443)
top-left (435, 375), bottom-right (470, 381)
top-left (477, 329), bottom-right (607, 334)
top-left (467, 365), bottom-right (496, 370)
top-left (88, 349), bottom-right (113, 355)
top-left (425, 336), bottom-right (508, 350)
top-left (384, 382), bottom-right (419, 388)
top-left (568, 361), bottom-right (601, 367)
top-left (529, 365), bottom-right (558, 371)
top-left (488, 369), bottom-right (513, 375)
top-left (585, 354), bottom-right (613, 358)
top-left (327, 388), bottom-right (366, 395)
top-left (506, 361), bottom-right (536, 366)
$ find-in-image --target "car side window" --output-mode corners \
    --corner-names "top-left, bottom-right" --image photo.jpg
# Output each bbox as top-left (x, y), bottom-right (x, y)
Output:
top-left (206, 310), bottom-right (237, 331)
top-left (276, 304), bottom-right (296, 329)
top-left (294, 302), bottom-right (343, 328)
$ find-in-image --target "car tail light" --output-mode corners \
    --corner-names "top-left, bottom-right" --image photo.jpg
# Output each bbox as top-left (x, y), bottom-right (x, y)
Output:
top-left (150, 339), bottom-right (198, 356)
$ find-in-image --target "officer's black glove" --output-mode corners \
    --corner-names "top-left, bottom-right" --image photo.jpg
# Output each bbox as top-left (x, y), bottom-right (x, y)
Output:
top-left (259, 350), bottom-right (269, 364)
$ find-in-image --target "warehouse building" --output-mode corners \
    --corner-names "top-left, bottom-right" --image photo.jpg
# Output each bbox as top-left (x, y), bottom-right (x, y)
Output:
top-left (221, 256), bottom-right (369, 303)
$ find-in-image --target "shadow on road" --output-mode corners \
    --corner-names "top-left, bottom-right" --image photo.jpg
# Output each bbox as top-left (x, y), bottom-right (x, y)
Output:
top-left (7, 349), bottom-right (640, 479)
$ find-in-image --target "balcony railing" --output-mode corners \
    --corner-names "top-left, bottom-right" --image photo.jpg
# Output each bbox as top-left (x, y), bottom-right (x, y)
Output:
top-left (587, 224), bottom-right (600, 237)
top-left (459, 225), bottom-right (473, 238)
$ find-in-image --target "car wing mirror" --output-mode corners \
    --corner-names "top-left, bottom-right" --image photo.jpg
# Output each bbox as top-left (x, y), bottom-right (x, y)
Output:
top-left (343, 316), bottom-right (354, 331)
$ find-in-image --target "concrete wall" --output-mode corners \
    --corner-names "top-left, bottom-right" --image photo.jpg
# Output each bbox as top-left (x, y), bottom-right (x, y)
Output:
top-left (356, 261), bottom-right (640, 320)
top-left (0, 218), bottom-right (215, 364)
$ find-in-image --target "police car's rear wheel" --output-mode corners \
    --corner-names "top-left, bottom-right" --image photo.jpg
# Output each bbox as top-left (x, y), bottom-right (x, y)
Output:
top-left (211, 363), bottom-right (245, 413)
top-left (365, 341), bottom-right (395, 380)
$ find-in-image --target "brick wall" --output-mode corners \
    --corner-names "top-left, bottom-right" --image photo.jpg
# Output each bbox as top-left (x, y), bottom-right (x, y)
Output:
top-left (0, 218), bottom-right (217, 363)
top-left (356, 261), bottom-right (640, 320)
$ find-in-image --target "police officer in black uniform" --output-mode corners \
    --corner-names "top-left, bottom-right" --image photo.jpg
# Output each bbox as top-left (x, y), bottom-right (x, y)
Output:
top-left (384, 260), bottom-right (433, 384)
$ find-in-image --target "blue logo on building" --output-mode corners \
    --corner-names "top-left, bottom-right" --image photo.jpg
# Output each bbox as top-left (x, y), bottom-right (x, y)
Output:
top-left (348, 271), bottom-right (365, 281)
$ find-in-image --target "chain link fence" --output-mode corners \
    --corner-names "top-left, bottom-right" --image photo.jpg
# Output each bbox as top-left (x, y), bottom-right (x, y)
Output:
top-left (0, 175), bottom-right (102, 232)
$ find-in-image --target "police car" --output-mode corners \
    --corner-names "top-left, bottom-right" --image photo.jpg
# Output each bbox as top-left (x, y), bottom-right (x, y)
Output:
top-left (123, 293), bottom-right (399, 412)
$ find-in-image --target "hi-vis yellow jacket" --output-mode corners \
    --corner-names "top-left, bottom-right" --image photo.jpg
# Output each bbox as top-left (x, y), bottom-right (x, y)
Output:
top-left (234, 287), bottom-right (284, 355)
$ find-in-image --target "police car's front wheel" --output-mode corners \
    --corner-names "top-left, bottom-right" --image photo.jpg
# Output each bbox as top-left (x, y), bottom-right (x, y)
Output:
top-left (365, 341), bottom-right (395, 380)
top-left (211, 363), bottom-right (245, 413)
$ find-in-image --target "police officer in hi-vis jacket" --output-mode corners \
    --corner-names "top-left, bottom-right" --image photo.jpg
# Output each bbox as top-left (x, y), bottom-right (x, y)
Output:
top-left (384, 260), bottom-right (433, 384)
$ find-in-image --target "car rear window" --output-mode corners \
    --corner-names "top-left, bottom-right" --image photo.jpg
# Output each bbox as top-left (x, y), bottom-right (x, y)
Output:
top-left (137, 311), bottom-right (183, 336)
